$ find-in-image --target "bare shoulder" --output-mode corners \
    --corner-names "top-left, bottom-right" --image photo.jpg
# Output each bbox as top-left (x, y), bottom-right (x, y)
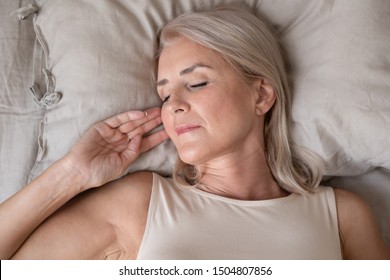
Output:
top-left (104, 171), bottom-right (154, 200)
top-left (99, 170), bottom-right (154, 203)
top-left (333, 188), bottom-right (390, 259)
top-left (87, 171), bottom-right (154, 256)
top-left (78, 171), bottom-right (154, 217)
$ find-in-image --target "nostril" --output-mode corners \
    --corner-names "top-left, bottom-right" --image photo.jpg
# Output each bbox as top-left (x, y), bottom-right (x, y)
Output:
top-left (175, 108), bottom-right (184, 113)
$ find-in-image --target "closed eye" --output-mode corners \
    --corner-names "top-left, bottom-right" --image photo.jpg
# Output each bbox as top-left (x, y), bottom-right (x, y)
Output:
top-left (162, 95), bottom-right (170, 104)
top-left (189, 82), bottom-right (208, 89)
top-left (161, 82), bottom-right (208, 105)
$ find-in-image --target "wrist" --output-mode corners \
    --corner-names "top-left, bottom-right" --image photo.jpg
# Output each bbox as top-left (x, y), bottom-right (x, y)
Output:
top-left (55, 155), bottom-right (90, 193)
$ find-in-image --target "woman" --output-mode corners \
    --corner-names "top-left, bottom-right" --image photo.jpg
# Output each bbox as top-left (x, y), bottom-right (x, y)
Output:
top-left (0, 6), bottom-right (388, 260)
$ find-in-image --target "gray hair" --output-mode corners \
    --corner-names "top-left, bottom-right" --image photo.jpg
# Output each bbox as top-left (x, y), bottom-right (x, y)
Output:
top-left (156, 6), bottom-right (324, 193)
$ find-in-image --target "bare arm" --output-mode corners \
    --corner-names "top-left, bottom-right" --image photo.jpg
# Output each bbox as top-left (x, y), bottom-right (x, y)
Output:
top-left (11, 172), bottom-right (153, 260)
top-left (0, 107), bottom-right (168, 259)
top-left (0, 158), bottom-right (85, 259)
top-left (335, 188), bottom-right (390, 259)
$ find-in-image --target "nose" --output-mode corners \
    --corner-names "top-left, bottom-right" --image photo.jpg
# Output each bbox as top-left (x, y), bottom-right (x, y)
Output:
top-left (166, 92), bottom-right (190, 114)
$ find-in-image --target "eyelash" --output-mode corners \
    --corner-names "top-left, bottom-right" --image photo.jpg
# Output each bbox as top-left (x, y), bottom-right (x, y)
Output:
top-left (188, 81), bottom-right (208, 89)
top-left (161, 82), bottom-right (208, 104)
top-left (162, 96), bottom-right (170, 104)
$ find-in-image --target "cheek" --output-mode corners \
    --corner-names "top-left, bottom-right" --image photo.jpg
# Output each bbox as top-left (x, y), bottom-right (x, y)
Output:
top-left (161, 108), bottom-right (175, 139)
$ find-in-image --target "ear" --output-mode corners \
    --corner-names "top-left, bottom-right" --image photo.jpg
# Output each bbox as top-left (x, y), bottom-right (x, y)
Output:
top-left (252, 78), bottom-right (276, 116)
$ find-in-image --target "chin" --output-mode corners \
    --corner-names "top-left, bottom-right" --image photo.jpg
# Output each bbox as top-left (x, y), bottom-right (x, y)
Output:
top-left (178, 148), bottom-right (206, 166)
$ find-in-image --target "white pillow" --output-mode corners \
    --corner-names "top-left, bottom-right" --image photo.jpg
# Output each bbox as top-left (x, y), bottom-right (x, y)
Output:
top-left (0, 0), bottom-right (43, 202)
top-left (27, 0), bottom-right (390, 181)
top-left (278, 1), bottom-right (390, 176)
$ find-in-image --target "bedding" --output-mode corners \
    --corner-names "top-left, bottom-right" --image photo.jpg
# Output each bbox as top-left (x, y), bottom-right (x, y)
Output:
top-left (0, 0), bottom-right (389, 245)
top-left (0, 0), bottom-right (43, 201)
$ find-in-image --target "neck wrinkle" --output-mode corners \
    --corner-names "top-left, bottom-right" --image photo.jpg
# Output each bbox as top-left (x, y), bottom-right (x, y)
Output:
top-left (197, 145), bottom-right (288, 201)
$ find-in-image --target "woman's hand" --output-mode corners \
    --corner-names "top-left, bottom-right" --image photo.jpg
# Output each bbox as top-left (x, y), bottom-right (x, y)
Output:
top-left (63, 107), bottom-right (169, 189)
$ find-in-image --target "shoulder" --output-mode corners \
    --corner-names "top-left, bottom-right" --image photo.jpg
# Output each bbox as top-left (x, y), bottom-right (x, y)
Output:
top-left (114, 171), bottom-right (154, 194)
top-left (75, 171), bottom-right (155, 258)
top-left (92, 171), bottom-right (154, 198)
top-left (333, 188), bottom-right (368, 217)
top-left (333, 188), bottom-right (375, 233)
top-left (88, 171), bottom-right (154, 216)
top-left (69, 171), bottom-right (155, 229)
top-left (333, 188), bottom-right (390, 259)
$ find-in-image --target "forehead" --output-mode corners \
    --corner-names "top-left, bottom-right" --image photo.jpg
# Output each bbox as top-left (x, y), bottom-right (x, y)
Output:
top-left (157, 37), bottom-right (228, 76)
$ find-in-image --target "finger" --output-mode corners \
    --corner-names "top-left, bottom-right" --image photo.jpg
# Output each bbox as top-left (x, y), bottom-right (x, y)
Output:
top-left (144, 107), bottom-right (163, 118)
top-left (121, 134), bottom-right (142, 165)
top-left (121, 116), bottom-right (163, 139)
top-left (104, 106), bottom-right (162, 128)
top-left (92, 122), bottom-right (127, 144)
top-left (119, 110), bottom-right (161, 135)
top-left (116, 107), bottom-right (162, 133)
top-left (104, 111), bottom-right (146, 128)
top-left (140, 128), bottom-right (170, 153)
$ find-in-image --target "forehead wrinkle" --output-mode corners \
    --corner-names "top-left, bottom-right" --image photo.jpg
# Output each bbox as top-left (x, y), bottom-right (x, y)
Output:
top-left (180, 63), bottom-right (211, 75)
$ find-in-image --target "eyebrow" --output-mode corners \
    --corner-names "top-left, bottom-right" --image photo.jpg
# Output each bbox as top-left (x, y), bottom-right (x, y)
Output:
top-left (156, 63), bottom-right (211, 87)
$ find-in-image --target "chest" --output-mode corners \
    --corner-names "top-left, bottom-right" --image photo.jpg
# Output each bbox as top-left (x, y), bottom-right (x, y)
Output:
top-left (137, 189), bottom-right (342, 259)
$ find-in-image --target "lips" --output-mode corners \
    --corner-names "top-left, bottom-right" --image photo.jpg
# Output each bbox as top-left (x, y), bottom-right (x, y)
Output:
top-left (175, 125), bottom-right (201, 136)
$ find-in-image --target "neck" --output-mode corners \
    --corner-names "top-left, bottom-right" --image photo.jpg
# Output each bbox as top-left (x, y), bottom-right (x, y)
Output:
top-left (197, 145), bottom-right (289, 201)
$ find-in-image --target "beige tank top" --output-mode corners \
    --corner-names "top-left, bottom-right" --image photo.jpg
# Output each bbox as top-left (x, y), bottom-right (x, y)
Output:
top-left (137, 173), bottom-right (342, 259)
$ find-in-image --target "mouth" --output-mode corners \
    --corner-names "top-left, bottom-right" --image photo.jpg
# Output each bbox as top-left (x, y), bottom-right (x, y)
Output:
top-left (175, 125), bottom-right (201, 136)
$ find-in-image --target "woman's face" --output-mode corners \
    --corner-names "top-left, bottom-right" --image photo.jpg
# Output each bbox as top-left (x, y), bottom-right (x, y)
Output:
top-left (157, 37), bottom-right (264, 166)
